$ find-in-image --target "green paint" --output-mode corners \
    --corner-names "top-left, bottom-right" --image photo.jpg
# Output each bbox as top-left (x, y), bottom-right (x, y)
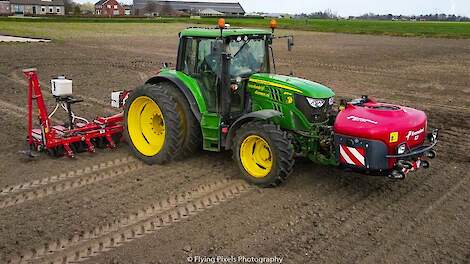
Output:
top-left (200, 113), bottom-right (221, 151)
top-left (157, 28), bottom-right (339, 165)
top-left (158, 69), bottom-right (208, 114)
top-left (250, 73), bottom-right (335, 99)
top-left (158, 70), bottom-right (221, 151)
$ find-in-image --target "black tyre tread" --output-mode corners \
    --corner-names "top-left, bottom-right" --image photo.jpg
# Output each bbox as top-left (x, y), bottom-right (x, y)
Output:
top-left (232, 121), bottom-right (295, 187)
top-left (156, 82), bottom-right (202, 160)
top-left (124, 83), bottom-right (183, 165)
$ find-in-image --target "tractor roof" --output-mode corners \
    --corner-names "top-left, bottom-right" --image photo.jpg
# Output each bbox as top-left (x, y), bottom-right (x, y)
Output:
top-left (180, 27), bottom-right (272, 38)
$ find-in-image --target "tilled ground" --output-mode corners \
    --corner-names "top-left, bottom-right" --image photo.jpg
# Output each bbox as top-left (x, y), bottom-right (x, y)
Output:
top-left (0, 24), bottom-right (469, 264)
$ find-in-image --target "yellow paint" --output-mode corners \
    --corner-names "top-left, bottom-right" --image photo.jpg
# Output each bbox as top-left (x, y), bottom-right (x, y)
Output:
top-left (240, 135), bottom-right (273, 178)
top-left (389, 132), bottom-right (399, 143)
top-left (286, 96), bottom-right (293, 104)
top-left (255, 91), bottom-right (270, 97)
top-left (127, 96), bottom-right (166, 156)
top-left (250, 78), bottom-right (303, 94)
top-left (248, 83), bottom-right (265, 90)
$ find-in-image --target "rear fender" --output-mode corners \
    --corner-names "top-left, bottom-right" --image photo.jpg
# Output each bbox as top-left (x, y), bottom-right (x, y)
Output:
top-left (225, 109), bottom-right (282, 149)
top-left (146, 72), bottom-right (206, 121)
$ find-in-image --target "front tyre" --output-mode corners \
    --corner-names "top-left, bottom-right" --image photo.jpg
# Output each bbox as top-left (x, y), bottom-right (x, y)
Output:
top-left (233, 122), bottom-right (295, 187)
top-left (124, 84), bottom-right (183, 164)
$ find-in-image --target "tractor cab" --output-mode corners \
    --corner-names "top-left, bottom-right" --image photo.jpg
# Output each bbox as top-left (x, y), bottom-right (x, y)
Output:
top-left (165, 21), bottom-right (299, 152)
top-left (177, 26), bottom-right (273, 120)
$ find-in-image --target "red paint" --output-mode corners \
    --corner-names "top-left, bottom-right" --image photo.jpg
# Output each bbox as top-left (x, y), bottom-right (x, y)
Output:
top-left (95, 0), bottom-right (125, 16)
top-left (334, 100), bottom-right (427, 149)
top-left (23, 69), bottom-right (124, 157)
top-left (334, 99), bottom-right (427, 168)
top-left (339, 145), bottom-right (366, 167)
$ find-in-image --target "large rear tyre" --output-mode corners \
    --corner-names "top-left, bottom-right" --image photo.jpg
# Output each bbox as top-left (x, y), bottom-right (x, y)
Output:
top-left (233, 121), bottom-right (295, 187)
top-left (158, 82), bottom-right (202, 160)
top-left (124, 84), bottom-right (183, 164)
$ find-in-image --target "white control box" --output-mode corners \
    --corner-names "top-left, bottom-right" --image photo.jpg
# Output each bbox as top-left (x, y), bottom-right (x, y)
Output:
top-left (111, 91), bottom-right (128, 108)
top-left (111, 91), bottom-right (121, 108)
top-left (51, 76), bottom-right (73, 97)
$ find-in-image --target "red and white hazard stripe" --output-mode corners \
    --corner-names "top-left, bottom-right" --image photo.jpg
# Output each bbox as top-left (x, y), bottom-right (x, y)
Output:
top-left (339, 145), bottom-right (366, 167)
top-left (402, 159), bottom-right (421, 174)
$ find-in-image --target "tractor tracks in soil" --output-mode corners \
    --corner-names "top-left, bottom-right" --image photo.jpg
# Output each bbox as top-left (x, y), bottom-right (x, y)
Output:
top-left (305, 178), bottom-right (431, 262)
top-left (300, 61), bottom-right (470, 88)
top-left (357, 174), bottom-right (470, 264)
top-left (305, 166), bottom-right (469, 263)
top-left (438, 127), bottom-right (470, 163)
top-left (0, 98), bottom-right (27, 118)
top-left (431, 110), bottom-right (470, 162)
top-left (0, 156), bottom-right (142, 210)
top-left (7, 179), bottom-right (253, 264)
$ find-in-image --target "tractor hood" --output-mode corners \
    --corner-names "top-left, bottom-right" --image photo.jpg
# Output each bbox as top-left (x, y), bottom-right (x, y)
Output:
top-left (249, 73), bottom-right (335, 98)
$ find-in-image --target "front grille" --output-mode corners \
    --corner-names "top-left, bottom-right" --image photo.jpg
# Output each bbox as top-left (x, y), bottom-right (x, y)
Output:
top-left (295, 94), bottom-right (331, 123)
top-left (268, 87), bottom-right (282, 102)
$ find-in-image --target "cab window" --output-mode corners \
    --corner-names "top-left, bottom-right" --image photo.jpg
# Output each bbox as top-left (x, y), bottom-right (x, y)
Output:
top-left (181, 37), bottom-right (221, 112)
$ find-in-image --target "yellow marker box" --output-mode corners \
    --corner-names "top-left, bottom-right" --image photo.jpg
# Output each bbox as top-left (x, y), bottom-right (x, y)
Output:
top-left (389, 132), bottom-right (399, 143)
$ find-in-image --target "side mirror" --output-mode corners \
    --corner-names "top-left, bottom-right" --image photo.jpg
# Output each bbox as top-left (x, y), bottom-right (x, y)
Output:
top-left (287, 36), bottom-right (294, 52)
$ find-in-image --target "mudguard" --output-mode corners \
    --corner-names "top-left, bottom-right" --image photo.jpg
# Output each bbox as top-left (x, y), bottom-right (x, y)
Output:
top-left (225, 109), bottom-right (282, 149)
top-left (146, 75), bottom-right (203, 121)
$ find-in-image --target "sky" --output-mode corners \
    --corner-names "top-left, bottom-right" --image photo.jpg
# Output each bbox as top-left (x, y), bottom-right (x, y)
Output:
top-left (78, 0), bottom-right (470, 17)
top-left (239, 0), bottom-right (470, 17)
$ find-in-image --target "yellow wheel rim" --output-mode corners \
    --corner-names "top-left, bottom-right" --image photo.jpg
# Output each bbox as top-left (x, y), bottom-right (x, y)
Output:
top-left (127, 96), bottom-right (165, 156)
top-left (240, 135), bottom-right (273, 178)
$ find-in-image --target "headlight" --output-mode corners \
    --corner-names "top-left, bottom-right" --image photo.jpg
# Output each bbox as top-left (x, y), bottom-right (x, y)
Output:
top-left (329, 97), bottom-right (334, 105)
top-left (397, 143), bottom-right (407, 155)
top-left (306, 97), bottom-right (325, 108)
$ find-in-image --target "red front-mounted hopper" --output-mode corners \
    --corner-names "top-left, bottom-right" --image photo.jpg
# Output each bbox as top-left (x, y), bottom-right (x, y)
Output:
top-left (333, 96), bottom-right (438, 179)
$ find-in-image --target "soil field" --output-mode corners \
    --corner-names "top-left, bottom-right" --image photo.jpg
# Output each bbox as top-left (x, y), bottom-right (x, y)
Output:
top-left (0, 23), bottom-right (469, 264)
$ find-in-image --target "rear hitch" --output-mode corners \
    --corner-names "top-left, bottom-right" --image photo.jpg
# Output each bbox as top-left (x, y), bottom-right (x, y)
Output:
top-left (426, 150), bottom-right (436, 159)
top-left (397, 160), bottom-right (413, 170)
top-left (421, 160), bottom-right (430, 169)
top-left (388, 170), bottom-right (406, 180)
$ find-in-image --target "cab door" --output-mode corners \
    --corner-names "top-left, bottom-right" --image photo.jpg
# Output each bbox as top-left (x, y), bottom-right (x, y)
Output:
top-left (177, 37), bottom-right (223, 151)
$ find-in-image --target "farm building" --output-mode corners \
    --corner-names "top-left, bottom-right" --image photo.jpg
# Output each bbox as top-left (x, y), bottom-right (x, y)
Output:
top-left (94, 0), bottom-right (125, 16)
top-left (7, 0), bottom-right (64, 15)
top-left (133, 0), bottom-right (245, 16)
top-left (123, 4), bottom-right (132, 15)
top-left (0, 1), bottom-right (10, 14)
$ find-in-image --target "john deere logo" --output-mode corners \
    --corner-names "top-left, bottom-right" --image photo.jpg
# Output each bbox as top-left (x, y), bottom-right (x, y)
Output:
top-left (286, 96), bottom-right (293, 104)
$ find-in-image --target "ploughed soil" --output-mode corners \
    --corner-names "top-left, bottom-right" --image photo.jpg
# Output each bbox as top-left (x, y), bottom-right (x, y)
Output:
top-left (0, 24), bottom-right (469, 264)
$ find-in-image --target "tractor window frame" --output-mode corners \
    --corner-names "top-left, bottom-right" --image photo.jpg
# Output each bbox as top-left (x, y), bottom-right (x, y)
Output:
top-left (178, 36), bottom-right (222, 113)
top-left (179, 37), bottom-right (198, 75)
top-left (177, 37), bottom-right (222, 75)
top-left (226, 35), bottom-right (271, 77)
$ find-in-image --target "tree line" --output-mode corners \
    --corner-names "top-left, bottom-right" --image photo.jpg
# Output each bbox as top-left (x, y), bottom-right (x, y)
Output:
top-left (296, 11), bottom-right (469, 21)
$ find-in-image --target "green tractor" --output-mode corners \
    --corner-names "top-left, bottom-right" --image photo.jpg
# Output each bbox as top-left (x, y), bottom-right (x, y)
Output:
top-left (124, 19), bottom-right (438, 186)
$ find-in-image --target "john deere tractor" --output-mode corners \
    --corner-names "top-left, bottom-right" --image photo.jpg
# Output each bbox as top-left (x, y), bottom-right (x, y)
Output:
top-left (124, 19), bottom-right (438, 187)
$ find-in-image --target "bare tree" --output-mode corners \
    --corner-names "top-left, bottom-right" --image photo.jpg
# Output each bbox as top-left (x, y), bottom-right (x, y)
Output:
top-left (64, 0), bottom-right (76, 14)
top-left (158, 1), bottom-right (174, 16)
top-left (144, 1), bottom-right (157, 15)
